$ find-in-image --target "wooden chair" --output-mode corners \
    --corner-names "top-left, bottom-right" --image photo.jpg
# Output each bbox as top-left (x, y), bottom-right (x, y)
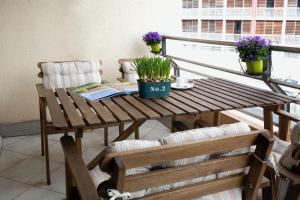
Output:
top-left (36, 60), bottom-right (112, 184)
top-left (61, 129), bottom-right (274, 200)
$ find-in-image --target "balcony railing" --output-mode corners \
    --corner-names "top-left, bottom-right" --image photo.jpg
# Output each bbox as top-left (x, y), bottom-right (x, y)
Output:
top-left (181, 32), bottom-right (300, 45)
top-left (161, 35), bottom-right (300, 89)
top-left (161, 35), bottom-right (300, 115)
top-left (256, 8), bottom-right (283, 18)
top-left (286, 8), bottom-right (300, 18)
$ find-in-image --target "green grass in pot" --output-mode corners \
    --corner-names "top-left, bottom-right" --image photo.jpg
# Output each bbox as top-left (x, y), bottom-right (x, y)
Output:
top-left (131, 57), bottom-right (171, 82)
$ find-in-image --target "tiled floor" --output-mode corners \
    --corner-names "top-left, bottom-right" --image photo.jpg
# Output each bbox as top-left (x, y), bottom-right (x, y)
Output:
top-left (0, 120), bottom-right (170, 200)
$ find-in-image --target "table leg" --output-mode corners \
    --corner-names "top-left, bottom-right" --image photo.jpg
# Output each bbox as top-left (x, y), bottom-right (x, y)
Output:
top-left (104, 127), bottom-right (108, 146)
top-left (45, 127), bottom-right (50, 185)
top-left (278, 115), bottom-right (291, 141)
top-left (213, 111), bottom-right (220, 126)
top-left (87, 119), bottom-right (146, 170)
top-left (263, 107), bottom-right (274, 136)
top-left (119, 122), bottom-right (124, 136)
top-left (39, 98), bottom-right (46, 156)
top-left (75, 128), bottom-right (83, 154)
top-left (135, 128), bottom-right (139, 139)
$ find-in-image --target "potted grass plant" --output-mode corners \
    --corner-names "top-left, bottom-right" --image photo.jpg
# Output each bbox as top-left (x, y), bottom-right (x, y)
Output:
top-left (131, 57), bottom-right (171, 99)
top-left (143, 32), bottom-right (162, 53)
top-left (236, 36), bottom-right (270, 75)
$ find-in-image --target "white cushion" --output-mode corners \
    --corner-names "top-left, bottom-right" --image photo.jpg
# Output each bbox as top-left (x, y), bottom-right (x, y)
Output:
top-left (107, 140), bottom-right (162, 198)
top-left (198, 187), bottom-right (242, 200)
top-left (161, 122), bottom-right (251, 189)
top-left (41, 60), bottom-right (101, 89)
top-left (121, 62), bottom-right (138, 83)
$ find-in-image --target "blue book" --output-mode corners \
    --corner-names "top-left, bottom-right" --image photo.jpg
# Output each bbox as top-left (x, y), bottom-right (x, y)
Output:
top-left (70, 82), bottom-right (138, 101)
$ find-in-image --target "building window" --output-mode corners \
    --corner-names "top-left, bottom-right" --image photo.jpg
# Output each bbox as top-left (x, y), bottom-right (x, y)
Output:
top-left (234, 21), bottom-right (242, 34)
top-left (182, 20), bottom-right (198, 32)
top-left (256, 21), bottom-right (283, 34)
top-left (267, 0), bottom-right (275, 7)
top-left (202, 0), bottom-right (223, 8)
top-left (228, 0), bottom-right (252, 8)
top-left (286, 21), bottom-right (300, 35)
top-left (226, 20), bottom-right (251, 34)
top-left (201, 20), bottom-right (223, 33)
top-left (183, 0), bottom-right (199, 8)
top-left (298, 0), bottom-right (300, 7)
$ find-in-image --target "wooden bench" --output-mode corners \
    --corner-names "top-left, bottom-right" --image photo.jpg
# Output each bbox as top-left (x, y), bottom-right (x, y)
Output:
top-left (61, 129), bottom-right (274, 200)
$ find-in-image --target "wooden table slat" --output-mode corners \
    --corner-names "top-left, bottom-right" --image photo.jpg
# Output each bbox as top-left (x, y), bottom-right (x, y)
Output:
top-left (184, 90), bottom-right (233, 110)
top-left (172, 90), bottom-right (222, 111)
top-left (195, 79), bottom-right (265, 106)
top-left (113, 97), bottom-right (146, 120)
top-left (44, 90), bottom-right (68, 128)
top-left (89, 101), bottom-right (118, 123)
top-left (214, 78), bottom-right (295, 103)
top-left (209, 79), bottom-right (284, 104)
top-left (163, 96), bottom-right (198, 114)
top-left (122, 95), bottom-right (161, 118)
top-left (152, 98), bottom-right (186, 115)
top-left (202, 79), bottom-right (274, 105)
top-left (70, 94), bottom-right (101, 125)
top-left (133, 94), bottom-right (173, 117)
top-left (193, 83), bottom-right (252, 107)
top-left (191, 87), bottom-right (244, 109)
top-left (101, 99), bottom-right (131, 122)
top-left (169, 92), bottom-right (210, 112)
top-left (56, 89), bottom-right (85, 128)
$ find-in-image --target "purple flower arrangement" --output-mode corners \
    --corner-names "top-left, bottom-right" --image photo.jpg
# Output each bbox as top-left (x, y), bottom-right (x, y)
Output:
top-left (143, 32), bottom-right (162, 45)
top-left (235, 36), bottom-right (270, 62)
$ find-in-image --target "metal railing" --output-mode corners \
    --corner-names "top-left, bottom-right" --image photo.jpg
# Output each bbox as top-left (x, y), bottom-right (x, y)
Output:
top-left (161, 35), bottom-right (300, 115)
top-left (161, 35), bottom-right (300, 92)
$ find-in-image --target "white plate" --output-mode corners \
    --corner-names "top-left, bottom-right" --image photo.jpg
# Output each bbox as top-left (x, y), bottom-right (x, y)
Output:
top-left (171, 82), bottom-right (194, 90)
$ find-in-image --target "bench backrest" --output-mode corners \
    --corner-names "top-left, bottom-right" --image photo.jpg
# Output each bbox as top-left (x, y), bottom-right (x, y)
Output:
top-left (103, 130), bottom-right (273, 200)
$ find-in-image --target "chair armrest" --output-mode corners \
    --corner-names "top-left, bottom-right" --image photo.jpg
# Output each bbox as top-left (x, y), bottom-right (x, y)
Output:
top-left (36, 84), bottom-right (46, 98)
top-left (60, 136), bottom-right (99, 200)
top-left (275, 110), bottom-right (300, 122)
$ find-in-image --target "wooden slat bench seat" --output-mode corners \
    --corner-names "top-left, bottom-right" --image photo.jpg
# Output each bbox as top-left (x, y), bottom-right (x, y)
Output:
top-left (61, 129), bottom-right (274, 200)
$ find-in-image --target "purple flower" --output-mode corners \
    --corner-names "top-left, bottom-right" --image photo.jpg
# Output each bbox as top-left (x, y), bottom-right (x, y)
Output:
top-left (143, 32), bottom-right (162, 45)
top-left (235, 35), bottom-right (270, 62)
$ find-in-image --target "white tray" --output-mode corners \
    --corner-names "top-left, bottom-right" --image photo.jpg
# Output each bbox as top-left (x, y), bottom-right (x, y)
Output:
top-left (171, 83), bottom-right (194, 90)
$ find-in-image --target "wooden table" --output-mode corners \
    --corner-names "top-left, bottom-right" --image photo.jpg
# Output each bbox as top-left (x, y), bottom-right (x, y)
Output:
top-left (44, 78), bottom-right (298, 171)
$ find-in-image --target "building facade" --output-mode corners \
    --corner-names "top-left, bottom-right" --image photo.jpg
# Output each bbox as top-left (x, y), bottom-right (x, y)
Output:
top-left (182, 0), bottom-right (300, 44)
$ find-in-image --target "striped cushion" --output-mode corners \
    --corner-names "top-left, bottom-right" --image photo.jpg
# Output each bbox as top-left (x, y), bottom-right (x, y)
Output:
top-left (106, 140), bottom-right (162, 198)
top-left (41, 60), bottom-right (101, 89)
top-left (198, 188), bottom-right (242, 200)
top-left (121, 62), bottom-right (138, 83)
top-left (161, 122), bottom-right (251, 191)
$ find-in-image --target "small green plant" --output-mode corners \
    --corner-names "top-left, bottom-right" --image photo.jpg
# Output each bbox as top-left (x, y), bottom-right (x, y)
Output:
top-left (132, 57), bottom-right (171, 82)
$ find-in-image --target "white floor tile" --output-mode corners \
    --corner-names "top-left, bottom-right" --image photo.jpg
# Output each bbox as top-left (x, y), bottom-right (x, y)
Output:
top-left (14, 186), bottom-right (65, 200)
top-left (155, 121), bottom-right (170, 130)
top-left (82, 146), bottom-right (105, 164)
top-left (0, 177), bottom-right (31, 200)
top-left (0, 150), bottom-right (28, 172)
top-left (2, 136), bottom-right (26, 147)
top-left (143, 128), bottom-right (171, 140)
top-left (3, 135), bottom-right (55, 156)
top-left (35, 166), bottom-right (65, 194)
top-left (48, 142), bottom-right (65, 163)
top-left (0, 155), bottom-right (63, 185)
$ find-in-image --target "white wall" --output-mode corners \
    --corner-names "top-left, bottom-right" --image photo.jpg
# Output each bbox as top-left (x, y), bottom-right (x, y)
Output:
top-left (0, 0), bottom-right (181, 123)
